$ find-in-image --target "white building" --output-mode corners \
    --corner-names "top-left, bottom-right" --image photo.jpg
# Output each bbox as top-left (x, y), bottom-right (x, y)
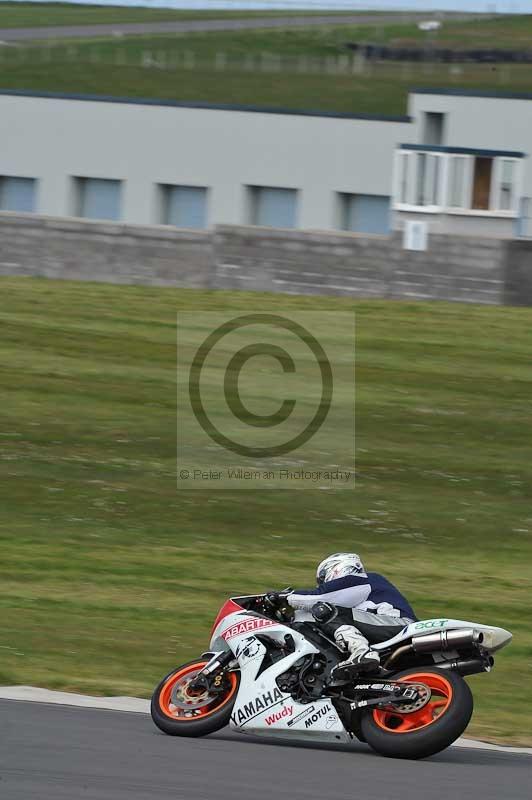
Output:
top-left (0, 87), bottom-right (530, 238)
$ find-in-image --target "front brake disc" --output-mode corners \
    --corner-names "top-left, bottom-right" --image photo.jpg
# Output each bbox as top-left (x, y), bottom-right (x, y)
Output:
top-left (170, 673), bottom-right (212, 711)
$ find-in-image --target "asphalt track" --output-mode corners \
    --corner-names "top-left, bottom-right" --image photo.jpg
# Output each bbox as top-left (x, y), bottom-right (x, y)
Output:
top-left (0, 699), bottom-right (530, 800)
top-left (0, 13), bottom-right (481, 42)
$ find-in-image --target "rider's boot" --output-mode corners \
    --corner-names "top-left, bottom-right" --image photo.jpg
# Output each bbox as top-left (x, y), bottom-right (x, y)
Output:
top-left (330, 625), bottom-right (381, 682)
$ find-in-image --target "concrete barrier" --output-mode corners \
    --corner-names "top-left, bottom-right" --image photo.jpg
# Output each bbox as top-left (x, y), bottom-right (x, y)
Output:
top-left (0, 212), bottom-right (524, 306)
top-left (504, 239), bottom-right (532, 306)
top-left (0, 214), bottom-right (213, 288)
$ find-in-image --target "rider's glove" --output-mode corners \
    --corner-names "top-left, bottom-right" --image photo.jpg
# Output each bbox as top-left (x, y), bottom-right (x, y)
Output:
top-left (286, 593), bottom-right (307, 610)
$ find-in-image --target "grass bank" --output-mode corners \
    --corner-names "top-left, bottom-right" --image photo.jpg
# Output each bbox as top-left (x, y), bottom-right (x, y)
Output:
top-left (0, 276), bottom-right (530, 745)
top-left (1, 16), bottom-right (532, 114)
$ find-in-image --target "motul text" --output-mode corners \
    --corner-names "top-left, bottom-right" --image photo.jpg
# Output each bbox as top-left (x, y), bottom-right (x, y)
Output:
top-left (304, 705), bottom-right (332, 729)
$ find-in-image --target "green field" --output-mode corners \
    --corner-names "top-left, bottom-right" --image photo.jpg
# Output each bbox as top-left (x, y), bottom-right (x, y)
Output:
top-left (1, 59), bottom-right (529, 117)
top-left (0, 276), bottom-right (531, 746)
top-left (1, 15), bottom-right (532, 114)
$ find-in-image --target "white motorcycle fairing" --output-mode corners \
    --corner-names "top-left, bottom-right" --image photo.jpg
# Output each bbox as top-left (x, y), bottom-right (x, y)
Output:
top-left (210, 611), bottom-right (350, 743)
top-left (208, 604), bottom-right (511, 744)
top-left (371, 617), bottom-right (512, 653)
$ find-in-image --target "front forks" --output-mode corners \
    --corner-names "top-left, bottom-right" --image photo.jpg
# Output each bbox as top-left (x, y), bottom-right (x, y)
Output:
top-left (189, 650), bottom-right (236, 693)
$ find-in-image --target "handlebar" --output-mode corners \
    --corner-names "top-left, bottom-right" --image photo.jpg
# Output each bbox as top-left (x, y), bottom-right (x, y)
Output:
top-left (229, 590), bottom-right (294, 622)
top-left (246, 592), bottom-right (293, 622)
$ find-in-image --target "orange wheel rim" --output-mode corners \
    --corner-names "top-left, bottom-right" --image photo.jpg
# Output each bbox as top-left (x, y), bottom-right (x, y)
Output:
top-left (158, 661), bottom-right (238, 721)
top-left (373, 672), bottom-right (453, 734)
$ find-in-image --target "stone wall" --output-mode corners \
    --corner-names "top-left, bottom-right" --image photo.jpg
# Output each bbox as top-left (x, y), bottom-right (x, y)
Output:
top-left (504, 239), bottom-right (532, 306)
top-left (0, 212), bottom-right (526, 306)
top-left (0, 214), bottom-right (213, 288)
top-left (214, 226), bottom-right (506, 305)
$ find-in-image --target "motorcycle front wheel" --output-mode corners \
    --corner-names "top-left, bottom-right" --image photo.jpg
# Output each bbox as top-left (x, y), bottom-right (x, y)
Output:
top-left (360, 667), bottom-right (473, 760)
top-left (151, 659), bottom-right (240, 737)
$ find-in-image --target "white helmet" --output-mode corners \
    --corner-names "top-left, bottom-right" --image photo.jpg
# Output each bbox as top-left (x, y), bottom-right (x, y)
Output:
top-left (316, 553), bottom-right (366, 586)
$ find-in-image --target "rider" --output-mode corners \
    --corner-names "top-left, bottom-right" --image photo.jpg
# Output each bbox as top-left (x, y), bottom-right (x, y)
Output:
top-left (286, 553), bottom-right (417, 676)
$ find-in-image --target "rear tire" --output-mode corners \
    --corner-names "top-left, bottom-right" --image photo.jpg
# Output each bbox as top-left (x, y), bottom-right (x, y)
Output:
top-left (360, 667), bottom-right (473, 760)
top-left (151, 660), bottom-right (239, 737)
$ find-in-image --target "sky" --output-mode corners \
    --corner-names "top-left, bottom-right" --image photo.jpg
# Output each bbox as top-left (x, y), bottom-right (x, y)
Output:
top-left (8, 0), bottom-right (532, 12)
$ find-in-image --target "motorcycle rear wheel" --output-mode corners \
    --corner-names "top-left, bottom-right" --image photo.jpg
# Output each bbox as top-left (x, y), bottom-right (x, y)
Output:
top-left (360, 667), bottom-right (473, 760)
top-left (151, 659), bottom-right (239, 737)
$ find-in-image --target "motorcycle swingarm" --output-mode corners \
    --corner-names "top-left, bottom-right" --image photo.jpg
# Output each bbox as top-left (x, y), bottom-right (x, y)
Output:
top-left (349, 681), bottom-right (425, 712)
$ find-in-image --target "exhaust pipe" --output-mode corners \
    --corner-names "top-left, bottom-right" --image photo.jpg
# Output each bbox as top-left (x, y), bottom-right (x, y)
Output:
top-left (437, 656), bottom-right (494, 676)
top-left (412, 629), bottom-right (484, 654)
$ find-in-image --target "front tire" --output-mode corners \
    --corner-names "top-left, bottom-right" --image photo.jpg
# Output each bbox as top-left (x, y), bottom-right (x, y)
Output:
top-left (151, 659), bottom-right (239, 737)
top-left (360, 667), bottom-right (473, 760)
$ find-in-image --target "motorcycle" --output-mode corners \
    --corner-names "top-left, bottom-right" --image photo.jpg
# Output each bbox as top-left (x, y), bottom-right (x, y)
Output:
top-left (150, 592), bottom-right (512, 760)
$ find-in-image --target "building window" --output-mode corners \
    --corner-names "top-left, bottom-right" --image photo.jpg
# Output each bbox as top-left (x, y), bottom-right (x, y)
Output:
top-left (498, 160), bottom-right (517, 212)
top-left (74, 177), bottom-right (122, 221)
top-left (339, 193), bottom-right (390, 235)
top-left (423, 112), bottom-right (445, 147)
top-left (448, 156), bottom-right (470, 209)
top-left (248, 186), bottom-right (298, 229)
top-left (416, 153), bottom-right (441, 207)
top-left (396, 153), bottom-right (442, 209)
top-left (415, 153), bottom-right (427, 206)
top-left (397, 152), bottom-right (412, 205)
top-left (160, 185), bottom-right (208, 229)
top-left (0, 176), bottom-right (37, 213)
top-left (395, 149), bottom-right (521, 215)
